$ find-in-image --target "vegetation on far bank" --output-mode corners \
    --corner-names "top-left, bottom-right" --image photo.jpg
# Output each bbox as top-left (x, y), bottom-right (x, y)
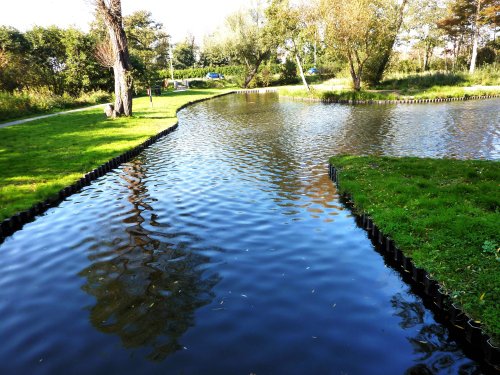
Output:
top-left (278, 68), bottom-right (500, 101)
top-left (0, 90), bottom-right (112, 123)
top-left (329, 156), bottom-right (500, 341)
top-left (0, 89), bottom-right (227, 221)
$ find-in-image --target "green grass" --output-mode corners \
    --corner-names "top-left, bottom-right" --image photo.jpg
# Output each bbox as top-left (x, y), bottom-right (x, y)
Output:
top-left (329, 156), bottom-right (500, 341)
top-left (0, 89), bottom-right (229, 221)
top-left (278, 86), bottom-right (500, 102)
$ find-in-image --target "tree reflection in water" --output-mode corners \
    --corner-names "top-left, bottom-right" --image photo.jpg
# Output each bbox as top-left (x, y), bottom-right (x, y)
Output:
top-left (79, 158), bottom-right (220, 361)
top-left (391, 293), bottom-right (481, 374)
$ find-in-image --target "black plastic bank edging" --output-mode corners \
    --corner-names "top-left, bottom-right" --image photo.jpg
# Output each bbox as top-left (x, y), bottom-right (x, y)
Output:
top-left (0, 91), bottom-right (236, 242)
top-left (328, 163), bottom-right (500, 372)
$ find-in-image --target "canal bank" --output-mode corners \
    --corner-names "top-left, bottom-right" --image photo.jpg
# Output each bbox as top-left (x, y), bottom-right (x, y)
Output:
top-left (0, 89), bottom-right (233, 230)
top-left (329, 156), bottom-right (500, 369)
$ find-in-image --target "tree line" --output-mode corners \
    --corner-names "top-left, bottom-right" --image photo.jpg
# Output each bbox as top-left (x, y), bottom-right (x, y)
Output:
top-left (1, 0), bottom-right (498, 110)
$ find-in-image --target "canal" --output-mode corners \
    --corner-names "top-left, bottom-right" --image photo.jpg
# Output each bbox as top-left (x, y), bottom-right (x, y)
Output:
top-left (0, 94), bottom-right (498, 374)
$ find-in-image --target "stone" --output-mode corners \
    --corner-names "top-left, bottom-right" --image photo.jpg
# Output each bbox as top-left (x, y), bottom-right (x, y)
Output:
top-left (104, 104), bottom-right (115, 118)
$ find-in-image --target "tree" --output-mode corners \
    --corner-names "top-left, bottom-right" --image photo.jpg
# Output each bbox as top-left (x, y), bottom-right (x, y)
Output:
top-left (0, 26), bottom-right (30, 91)
top-left (360, 0), bottom-right (409, 86)
top-left (402, 0), bottom-right (446, 72)
top-left (266, 0), bottom-right (314, 91)
top-left (438, 0), bottom-right (499, 72)
top-left (24, 26), bottom-right (67, 94)
top-left (223, 4), bottom-right (274, 87)
top-left (124, 10), bottom-right (169, 92)
top-left (95, 0), bottom-right (133, 117)
top-left (199, 35), bottom-right (230, 67)
top-left (173, 35), bottom-right (198, 69)
top-left (320, 0), bottom-right (404, 90)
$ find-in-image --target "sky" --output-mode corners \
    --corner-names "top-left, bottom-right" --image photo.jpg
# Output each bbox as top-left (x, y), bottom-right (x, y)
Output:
top-left (0, 0), bottom-right (250, 44)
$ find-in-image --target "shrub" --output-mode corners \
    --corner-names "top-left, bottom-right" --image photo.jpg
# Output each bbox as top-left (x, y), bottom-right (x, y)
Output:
top-left (0, 89), bottom-right (111, 122)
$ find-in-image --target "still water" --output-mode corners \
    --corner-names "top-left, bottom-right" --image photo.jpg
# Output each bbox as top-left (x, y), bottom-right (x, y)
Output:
top-left (1, 94), bottom-right (499, 374)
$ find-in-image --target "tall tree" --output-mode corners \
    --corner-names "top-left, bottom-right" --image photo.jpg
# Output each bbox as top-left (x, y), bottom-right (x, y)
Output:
top-left (124, 10), bottom-right (169, 92)
top-left (173, 35), bottom-right (198, 69)
top-left (266, 0), bottom-right (314, 91)
top-left (95, 0), bottom-right (133, 117)
top-left (319, 0), bottom-right (403, 90)
top-left (438, 0), bottom-right (499, 71)
top-left (224, 4), bottom-right (273, 88)
top-left (361, 0), bottom-right (409, 86)
top-left (402, 0), bottom-right (446, 72)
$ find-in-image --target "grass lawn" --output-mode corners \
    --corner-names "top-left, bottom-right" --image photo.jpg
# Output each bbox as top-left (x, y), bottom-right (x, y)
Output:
top-left (0, 89), bottom-right (228, 221)
top-left (329, 156), bottom-right (500, 341)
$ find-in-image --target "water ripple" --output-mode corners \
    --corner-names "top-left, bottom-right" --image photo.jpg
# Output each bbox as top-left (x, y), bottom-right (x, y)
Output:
top-left (0, 94), bottom-right (497, 374)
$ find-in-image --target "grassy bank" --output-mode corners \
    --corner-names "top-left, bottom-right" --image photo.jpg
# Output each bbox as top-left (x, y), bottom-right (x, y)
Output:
top-left (0, 89), bottom-right (228, 221)
top-left (329, 156), bottom-right (500, 341)
top-left (0, 90), bottom-right (113, 123)
top-left (279, 86), bottom-right (500, 102)
top-left (279, 69), bottom-right (500, 101)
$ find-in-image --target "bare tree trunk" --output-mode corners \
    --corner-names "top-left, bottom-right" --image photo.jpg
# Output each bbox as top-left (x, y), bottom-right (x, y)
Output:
top-left (469, 0), bottom-right (482, 74)
top-left (95, 0), bottom-right (133, 117)
top-left (295, 54), bottom-right (310, 92)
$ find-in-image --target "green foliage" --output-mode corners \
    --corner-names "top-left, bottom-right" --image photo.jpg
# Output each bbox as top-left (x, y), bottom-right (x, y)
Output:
top-left (379, 68), bottom-right (500, 90)
top-left (279, 59), bottom-right (298, 84)
top-left (0, 90), bottom-right (111, 122)
top-left (0, 25), bottom-right (113, 95)
top-left (124, 11), bottom-right (169, 93)
top-left (173, 36), bottom-right (197, 69)
top-left (329, 156), bottom-right (500, 340)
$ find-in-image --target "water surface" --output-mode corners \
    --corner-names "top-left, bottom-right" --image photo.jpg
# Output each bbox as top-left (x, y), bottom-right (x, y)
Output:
top-left (1, 94), bottom-right (498, 374)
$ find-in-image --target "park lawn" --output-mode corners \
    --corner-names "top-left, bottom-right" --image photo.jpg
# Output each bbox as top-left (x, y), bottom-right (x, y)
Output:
top-left (329, 156), bottom-right (500, 341)
top-left (0, 89), bottom-right (228, 221)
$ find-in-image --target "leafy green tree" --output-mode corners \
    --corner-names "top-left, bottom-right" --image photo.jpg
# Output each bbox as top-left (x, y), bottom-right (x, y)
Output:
top-left (360, 0), bottom-right (409, 86)
top-left (24, 26), bottom-right (67, 94)
top-left (319, 0), bottom-right (409, 90)
top-left (438, 0), bottom-right (499, 72)
top-left (173, 35), bottom-right (197, 69)
top-left (401, 0), bottom-right (446, 72)
top-left (266, 0), bottom-right (315, 90)
top-left (222, 4), bottom-right (274, 87)
top-left (0, 26), bottom-right (30, 91)
top-left (124, 10), bottom-right (169, 92)
top-left (199, 36), bottom-right (230, 67)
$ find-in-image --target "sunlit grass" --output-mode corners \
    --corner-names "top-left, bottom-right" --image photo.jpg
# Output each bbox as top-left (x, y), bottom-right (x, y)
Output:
top-left (330, 156), bottom-right (500, 342)
top-left (0, 89), bottom-right (228, 221)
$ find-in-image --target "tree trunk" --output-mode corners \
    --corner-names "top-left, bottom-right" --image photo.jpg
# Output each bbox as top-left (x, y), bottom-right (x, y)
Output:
top-left (365, 0), bottom-right (409, 86)
top-left (243, 59), bottom-right (263, 88)
top-left (469, 0), bottom-right (482, 74)
top-left (348, 55), bottom-right (362, 91)
top-left (295, 54), bottom-right (310, 92)
top-left (96, 0), bottom-right (133, 117)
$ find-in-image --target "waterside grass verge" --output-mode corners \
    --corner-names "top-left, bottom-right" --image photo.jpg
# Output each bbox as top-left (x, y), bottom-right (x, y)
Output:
top-left (329, 156), bottom-right (500, 342)
top-left (0, 89), bottom-right (228, 222)
top-left (279, 86), bottom-right (500, 103)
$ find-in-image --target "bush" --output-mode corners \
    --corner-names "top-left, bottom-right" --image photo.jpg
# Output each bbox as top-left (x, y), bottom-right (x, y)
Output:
top-left (279, 59), bottom-right (298, 84)
top-left (0, 89), bottom-right (112, 122)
